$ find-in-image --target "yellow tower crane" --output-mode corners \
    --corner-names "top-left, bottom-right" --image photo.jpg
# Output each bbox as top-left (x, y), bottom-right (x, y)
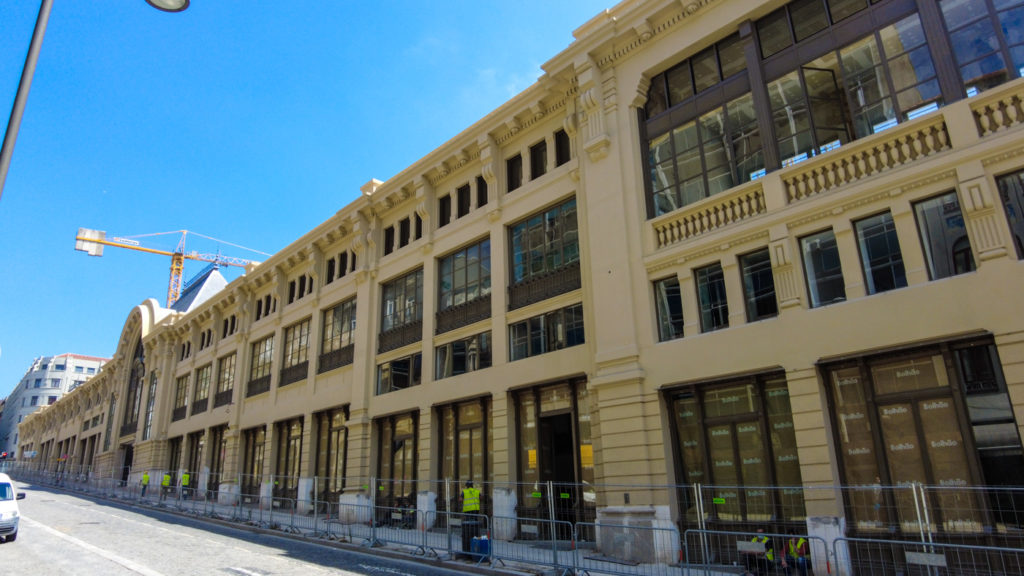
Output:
top-left (75, 228), bottom-right (264, 307)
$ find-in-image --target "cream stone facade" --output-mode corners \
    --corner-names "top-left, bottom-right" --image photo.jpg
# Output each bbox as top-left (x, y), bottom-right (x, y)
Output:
top-left (17, 0), bottom-right (1024, 562)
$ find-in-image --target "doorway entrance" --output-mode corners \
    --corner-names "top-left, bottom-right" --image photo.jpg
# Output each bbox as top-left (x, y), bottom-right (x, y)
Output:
top-left (539, 413), bottom-right (578, 533)
top-left (514, 379), bottom-right (594, 540)
top-left (120, 444), bottom-right (134, 486)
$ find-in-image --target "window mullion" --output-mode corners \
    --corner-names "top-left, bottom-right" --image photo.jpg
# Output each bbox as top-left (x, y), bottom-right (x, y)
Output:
top-left (915, 0), bottom-right (966, 104)
top-left (742, 20), bottom-right (780, 171)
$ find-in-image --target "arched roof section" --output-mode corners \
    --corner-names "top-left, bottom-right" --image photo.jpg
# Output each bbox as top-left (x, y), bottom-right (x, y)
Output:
top-left (114, 298), bottom-right (171, 363)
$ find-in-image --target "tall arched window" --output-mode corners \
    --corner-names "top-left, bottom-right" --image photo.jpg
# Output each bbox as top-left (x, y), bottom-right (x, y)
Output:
top-left (121, 339), bottom-right (145, 435)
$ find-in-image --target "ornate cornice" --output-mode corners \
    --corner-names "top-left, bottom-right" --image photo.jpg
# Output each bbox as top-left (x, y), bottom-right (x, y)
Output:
top-left (592, 0), bottom-right (720, 72)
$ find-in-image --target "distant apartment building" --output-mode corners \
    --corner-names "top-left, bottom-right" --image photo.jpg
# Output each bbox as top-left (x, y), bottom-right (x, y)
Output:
top-left (0, 354), bottom-right (108, 455)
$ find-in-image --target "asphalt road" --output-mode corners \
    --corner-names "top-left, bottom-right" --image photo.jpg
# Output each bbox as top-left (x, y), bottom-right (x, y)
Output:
top-left (0, 481), bottom-right (477, 576)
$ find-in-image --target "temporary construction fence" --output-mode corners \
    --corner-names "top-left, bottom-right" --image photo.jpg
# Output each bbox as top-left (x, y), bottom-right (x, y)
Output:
top-left (8, 463), bottom-right (1024, 576)
top-left (833, 537), bottom-right (1024, 576)
top-left (683, 529), bottom-right (829, 576)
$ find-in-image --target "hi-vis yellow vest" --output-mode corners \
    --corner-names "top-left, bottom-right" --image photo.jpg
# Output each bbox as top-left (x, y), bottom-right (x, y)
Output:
top-left (752, 536), bottom-right (774, 561)
top-left (462, 487), bottom-right (480, 512)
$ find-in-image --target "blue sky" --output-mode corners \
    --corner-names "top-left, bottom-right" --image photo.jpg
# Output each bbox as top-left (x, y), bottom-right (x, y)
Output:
top-left (0, 1), bottom-right (610, 398)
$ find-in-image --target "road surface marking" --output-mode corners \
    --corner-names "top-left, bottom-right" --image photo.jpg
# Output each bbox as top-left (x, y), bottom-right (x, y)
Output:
top-left (21, 516), bottom-right (168, 576)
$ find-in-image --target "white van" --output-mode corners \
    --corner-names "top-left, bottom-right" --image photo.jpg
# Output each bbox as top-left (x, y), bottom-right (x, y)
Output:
top-left (0, 473), bottom-right (26, 542)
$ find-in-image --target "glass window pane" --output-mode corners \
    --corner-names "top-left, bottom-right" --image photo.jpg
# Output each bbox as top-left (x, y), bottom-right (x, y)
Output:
top-left (703, 384), bottom-right (758, 418)
top-left (880, 13), bottom-right (927, 57)
top-left (769, 72), bottom-right (807, 134)
top-left (758, 8), bottom-right (793, 58)
top-left (673, 121), bottom-right (700, 153)
top-left (718, 34), bottom-right (746, 79)
top-left (841, 35), bottom-right (883, 78)
top-left (919, 398), bottom-right (983, 532)
top-left (726, 93), bottom-right (763, 182)
top-left (962, 52), bottom-right (1010, 94)
top-left (996, 169), bottom-right (1024, 258)
top-left (894, 69), bottom-right (940, 110)
top-left (654, 187), bottom-right (681, 216)
top-left (949, 18), bottom-right (1001, 63)
top-left (649, 132), bottom-right (673, 165)
top-left (791, 0), bottom-right (828, 41)
top-left (696, 263), bottom-right (729, 332)
top-left (1010, 45), bottom-right (1024, 78)
top-left (737, 422), bottom-right (772, 520)
top-left (693, 47), bottom-right (720, 93)
top-left (707, 424), bottom-right (740, 518)
top-left (855, 211), bottom-right (907, 294)
top-left (666, 62), bottom-right (694, 105)
top-left (801, 229), bottom-right (846, 307)
top-left (1001, 6), bottom-right (1024, 47)
top-left (913, 191), bottom-right (975, 279)
top-left (940, 0), bottom-right (987, 27)
top-left (828, 0), bottom-right (868, 23)
top-left (765, 379), bottom-right (805, 520)
top-left (740, 248), bottom-right (778, 321)
top-left (673, 394), bottom-right (705, 484)
top-left (877, 401), bottom-right (933, 532)
top-left (655, 277), bottom-right (685, 341)
top-left (680, 177), bottom-right (706, 207)
top-left (871, 354), bottom-right (948, 395)
top-left (677, 147), bottom-right (702, 181)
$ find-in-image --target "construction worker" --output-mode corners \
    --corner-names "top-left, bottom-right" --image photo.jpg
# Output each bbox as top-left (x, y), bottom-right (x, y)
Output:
top-left (461, 480), bottom-right (481, 513)
top-left (459, 480), bottom-right (482, 558)
top-left (744, 528), bottom-right (774, 576)
top-left (160, 472), bottom-right (171, 501)
top-left (140, 471), bottom-right (150, 498)
top-left (181, 472), bottom-right (191, 499)
top-left (782, 529), bottom-right (809, 576)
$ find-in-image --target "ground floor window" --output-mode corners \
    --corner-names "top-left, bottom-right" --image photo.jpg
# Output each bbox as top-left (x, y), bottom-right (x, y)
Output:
top-left (241, 426), bottom-right (265, 497)
top-left (186, 431), bottom-right (204, 492)
top-left (166, 436), bottom-right (182, 488)
top-left (314, 407), bottom-right (348, 502)
top-left (207, 425), bottom-right (227, 494)
top-left (274, 417), bottom-right (303, 502)
top-left (513, 378), bottom-right (594, 532)
top-left (824, 337), bottom-right (1024, 536)
top-left (376, 412), bottom-right (417, 507)
top-left (667, 373), bottom-right (805, 526)
top-left (437, 397), bottom-right (491, 512)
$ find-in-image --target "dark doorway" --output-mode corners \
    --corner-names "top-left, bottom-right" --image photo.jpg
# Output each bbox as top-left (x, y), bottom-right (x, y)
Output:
top-left (514, 379), bottom-right (595, 540)
top-left (539, 413), bottom-right (574, 483)
top-left (120, 444), bottom-right (134, 486)
top-left (539, 413), bottom-right (577, 538)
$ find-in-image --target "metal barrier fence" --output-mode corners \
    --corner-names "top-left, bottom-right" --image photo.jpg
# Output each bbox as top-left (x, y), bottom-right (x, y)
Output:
top-left (684, 529), bottom-right (828, 576)
top-left (574, 520), bottom-right (680, 576)
top-left (489, 516), bottom-right (574, 574)
top-left (8, 463), bottom-right (1024, 576)
top-left (833, 537), bottom-right (1024, 576)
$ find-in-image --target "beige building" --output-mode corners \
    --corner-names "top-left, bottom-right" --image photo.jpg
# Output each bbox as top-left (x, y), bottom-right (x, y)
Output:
top-left (18, 0), bottom-right (1024, 562)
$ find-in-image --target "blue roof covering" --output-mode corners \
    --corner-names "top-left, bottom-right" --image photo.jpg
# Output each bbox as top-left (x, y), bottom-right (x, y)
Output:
top-left (170, 267), bottom-right (228, 313)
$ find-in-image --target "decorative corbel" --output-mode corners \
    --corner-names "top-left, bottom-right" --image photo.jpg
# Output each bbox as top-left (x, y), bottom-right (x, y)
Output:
top-left (633, 75), bottom-right (651, 110)
top-left (578, 59), bottom-right (611, 162)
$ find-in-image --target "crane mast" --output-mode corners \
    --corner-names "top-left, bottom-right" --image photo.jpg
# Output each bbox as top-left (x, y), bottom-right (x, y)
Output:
top-left (75, 228), bottom-right (263, 307)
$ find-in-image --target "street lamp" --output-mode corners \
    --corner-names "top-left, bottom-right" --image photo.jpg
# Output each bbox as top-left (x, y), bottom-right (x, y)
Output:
top-left (0, 0), bottom-right (188, 203)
